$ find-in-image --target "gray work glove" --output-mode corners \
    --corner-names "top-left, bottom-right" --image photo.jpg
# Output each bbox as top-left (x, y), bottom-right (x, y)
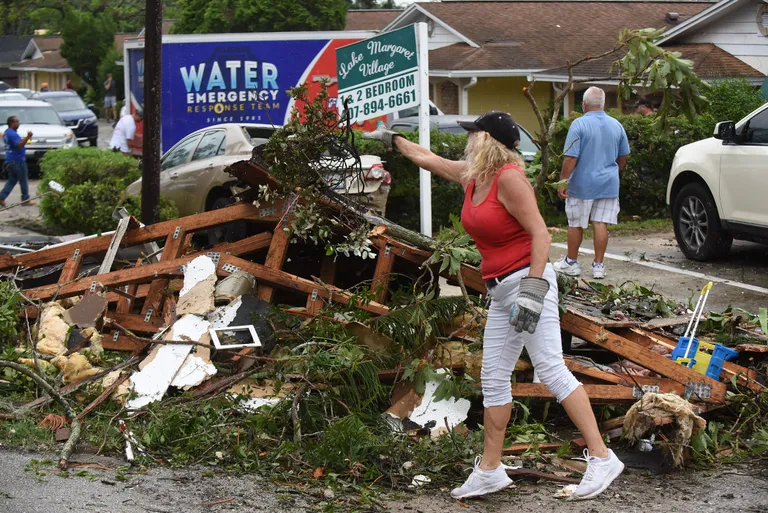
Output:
top-left (509, 277), bottom-right (550, 334)
top-left (362, 125), bottom-right (402, 150)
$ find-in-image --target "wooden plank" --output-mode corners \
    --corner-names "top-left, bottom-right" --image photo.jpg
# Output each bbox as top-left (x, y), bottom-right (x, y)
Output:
top-left (562, 310), bottom-right (726, 403)
top-left (306, 291), bottom-right (323, 315)
top-left (565, 360), bottom-right (687, 396)
top-left (572, 414), bottom-right (675, 449)
top-left (257, 227), bottom-right (291, 302)
top-left (78, 372), bottom-right (130, 420)
top-left (23, 233), bottom-right (273, 301)
top-left (105, 312), bottom-right (164, 334)
top-left (222, 255), bottom-right (390, 316)
top-left (615, 327), bottom-right (763, 392)
top-left (58, 245), bottom-right (84, 284)
top-left (511, 383), bottom-right (638, 403)
top-left (102, 334), bottom-right (149, 352)
top-left (565, 360), bottom-right (627, 385)
top-left (373, 235), bottom-right (486, 294)
top-left (115, 260), bottom-right (143, 314)
top-left (2, 202), bottom-right (269, 273)
top-left (140, 228), bottom-right (189, 324)
top-left (319, 256), bottom-right (337, 285)
top-left (371, 243), bottom-right (395, 304)
top-left (502, 442), bottom-right (562, 455)
top-left (96, 215), bottom-right (133, 276)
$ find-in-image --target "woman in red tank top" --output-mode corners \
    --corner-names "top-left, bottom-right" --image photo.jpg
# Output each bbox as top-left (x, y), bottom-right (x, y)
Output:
top-left (364, 112), bottom-right (623, 501)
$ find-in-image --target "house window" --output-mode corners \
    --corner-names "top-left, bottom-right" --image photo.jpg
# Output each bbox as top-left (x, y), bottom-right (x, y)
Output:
top-left (758, 5), bottom-right (768, 36)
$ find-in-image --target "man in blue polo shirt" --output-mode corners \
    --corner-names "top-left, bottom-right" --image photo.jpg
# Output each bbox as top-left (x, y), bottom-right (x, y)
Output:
top-left (1, 115), bottom-right (35, 207)
top-left (553, 87), bottom-right (629, 279)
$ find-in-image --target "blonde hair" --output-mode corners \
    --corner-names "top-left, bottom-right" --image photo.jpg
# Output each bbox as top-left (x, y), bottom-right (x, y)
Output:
top-left (462, 131), bottom-right (525, 184)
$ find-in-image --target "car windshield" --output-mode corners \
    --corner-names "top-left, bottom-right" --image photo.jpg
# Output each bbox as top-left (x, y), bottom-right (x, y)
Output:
top-left (0, 106), bottom-right (64, 126)
top-left (437, 125), bottom-right (467, 135)
top-left (243, 126), bottom-right (276, 145)
top-left (398, 105), bottom-right (439, 117)
top-left (518, 129), bottom-right (538, 154)
top-left (45, 96), bottom-right (87, 112)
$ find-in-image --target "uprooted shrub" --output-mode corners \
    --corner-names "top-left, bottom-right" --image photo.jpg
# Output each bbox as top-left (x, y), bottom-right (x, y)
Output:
top-left (38, 148), bottom-right (178, 235)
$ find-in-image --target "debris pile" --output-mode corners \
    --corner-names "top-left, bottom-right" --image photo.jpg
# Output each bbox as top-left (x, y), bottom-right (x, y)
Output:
top-left (0, 160), bottom-right (766, 492)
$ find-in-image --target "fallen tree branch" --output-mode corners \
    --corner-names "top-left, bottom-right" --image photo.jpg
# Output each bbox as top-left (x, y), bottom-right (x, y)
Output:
top-left (292, 382), bottom-right (309, 444)
top-left (0, 360), bottom-right (82, 469)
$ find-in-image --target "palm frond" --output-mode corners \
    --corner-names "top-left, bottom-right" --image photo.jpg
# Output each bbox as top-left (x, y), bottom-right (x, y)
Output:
top-left (369, 296), bottom-right (477, 348)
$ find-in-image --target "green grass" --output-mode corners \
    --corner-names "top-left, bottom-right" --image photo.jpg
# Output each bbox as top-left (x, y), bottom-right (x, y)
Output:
top-left (549, 218), bottom-right (672, 243)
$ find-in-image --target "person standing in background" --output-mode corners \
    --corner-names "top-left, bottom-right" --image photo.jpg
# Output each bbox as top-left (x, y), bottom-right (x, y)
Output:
top-left (554, 87), bottom-right (630, 280)
top-left (0, 116), bottom-right (35, 207)
top-left (40, 82), bottom-right (49, 92)
top-left (110, 108), bottom-right (143, 154)
top-left (634, 99), bottom-right (655, 117)
top-left (104, 73), bottom-right (117, 122)
top-left (63, 80), bottom-right (75, 92)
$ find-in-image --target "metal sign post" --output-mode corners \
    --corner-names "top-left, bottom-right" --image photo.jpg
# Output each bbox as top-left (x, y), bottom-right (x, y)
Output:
top-left (336, 24), bottom-right (432, 235)
top-left (416, 22), bottom-right (431, 237)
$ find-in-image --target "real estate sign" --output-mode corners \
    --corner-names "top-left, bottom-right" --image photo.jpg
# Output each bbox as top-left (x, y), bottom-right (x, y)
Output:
top-left (336, 25), bottom-right (420, 124)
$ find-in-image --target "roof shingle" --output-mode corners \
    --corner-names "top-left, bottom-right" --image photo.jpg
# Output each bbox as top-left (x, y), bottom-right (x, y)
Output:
top-left (414, 1), bottom-right (711, 71)
top-left (346, 9), bottom-right (402, 31)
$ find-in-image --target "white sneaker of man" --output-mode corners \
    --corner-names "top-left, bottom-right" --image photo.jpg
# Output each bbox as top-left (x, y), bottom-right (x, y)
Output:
top-left (591, 262), bottom-right (606, 279)
top-left (554, 257), bottom-right (582, 277)
top-left (450, 456), bottom-right (513, 500)
top-left (570, 449), bottom-right (624, 501)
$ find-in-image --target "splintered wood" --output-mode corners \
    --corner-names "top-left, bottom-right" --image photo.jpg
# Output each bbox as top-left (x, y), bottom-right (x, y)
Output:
top-left (5, 159), bottom-right (759, 413)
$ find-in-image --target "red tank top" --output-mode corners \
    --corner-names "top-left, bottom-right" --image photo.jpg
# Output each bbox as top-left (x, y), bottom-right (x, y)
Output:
top-left (461, 164), bottom-right (532, 279)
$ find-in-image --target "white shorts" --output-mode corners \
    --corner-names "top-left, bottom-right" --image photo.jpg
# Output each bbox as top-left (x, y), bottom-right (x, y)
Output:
top-left (565, 197), bottom-right (620, 228)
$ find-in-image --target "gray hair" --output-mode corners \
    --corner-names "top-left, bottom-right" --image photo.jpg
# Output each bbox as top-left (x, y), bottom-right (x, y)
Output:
top-left (582, 87), bottom-right (605, 109)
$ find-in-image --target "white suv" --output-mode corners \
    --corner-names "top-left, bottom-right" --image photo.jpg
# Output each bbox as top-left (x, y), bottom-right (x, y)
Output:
top-left (667, 102), bottom-right (768, 261)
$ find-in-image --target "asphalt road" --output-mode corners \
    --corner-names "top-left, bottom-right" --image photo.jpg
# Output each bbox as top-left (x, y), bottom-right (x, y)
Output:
top-left (1, 448), bottom-right (767, 513)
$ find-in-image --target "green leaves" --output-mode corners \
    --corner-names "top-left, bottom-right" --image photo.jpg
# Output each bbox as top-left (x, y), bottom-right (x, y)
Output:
top-left (172, 0), bottom-right (347, 35)
top-left (425, 214), bottom-right (481, 278)
top-left (0, 282), bottom-right (22, 347)
top-left (615, 28), bottom-right (710, 130)
top-left (38, 148), bottom-right (179, 235)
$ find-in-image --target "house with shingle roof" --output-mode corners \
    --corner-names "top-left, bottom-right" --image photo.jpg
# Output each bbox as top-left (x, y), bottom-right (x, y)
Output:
top-left (0, 36), bottom-right (34, 87)
top-left (349, 1), bottom-right (766, 132)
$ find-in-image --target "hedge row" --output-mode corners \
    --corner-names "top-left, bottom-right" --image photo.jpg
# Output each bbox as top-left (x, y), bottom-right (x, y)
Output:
top-left (38, 148), bottom-right (178, 235)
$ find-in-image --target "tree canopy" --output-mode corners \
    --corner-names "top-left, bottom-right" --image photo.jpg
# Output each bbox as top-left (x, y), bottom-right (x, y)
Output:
top-left (171, 0), bottom-right (348, 34)
top-left (59, 9), bottom-right (116, 94)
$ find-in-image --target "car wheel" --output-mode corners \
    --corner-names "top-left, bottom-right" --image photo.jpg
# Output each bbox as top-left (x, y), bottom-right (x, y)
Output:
top-left (206, 195), bottom-right (248, 247)
top-left (672, 182), bottom-right (732, 261)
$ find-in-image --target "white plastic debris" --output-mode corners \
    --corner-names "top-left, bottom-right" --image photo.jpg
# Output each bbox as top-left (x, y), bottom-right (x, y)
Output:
top-left (411, 475), bottom-right (431, 487)
top-left (126, 315), bottom-right (212, 409)
top-left (409, 369), bottom-right (471, 437)
top-left (555, 484), bottom-right (579, 499)
top-left (180, 255), bottom-right (217, 296)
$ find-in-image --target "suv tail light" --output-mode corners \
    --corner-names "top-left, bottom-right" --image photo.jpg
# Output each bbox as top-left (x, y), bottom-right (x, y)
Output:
top-left (365, 163), bottom-right (385, 181)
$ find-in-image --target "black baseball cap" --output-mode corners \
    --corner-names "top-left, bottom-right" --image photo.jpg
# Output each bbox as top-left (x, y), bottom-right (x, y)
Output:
top-left (458, 111), bottom-right (521, 150)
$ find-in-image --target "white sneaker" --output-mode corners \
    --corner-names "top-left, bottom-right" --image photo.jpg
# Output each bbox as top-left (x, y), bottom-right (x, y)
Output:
top-left (554, 257), bottom-right (582, 277)
top-left (570, 449), bottom-right (624, 501)
top-left (450, 456), bottom-right (513, 500)
top-left (591, 262), bottom-right (606, 279)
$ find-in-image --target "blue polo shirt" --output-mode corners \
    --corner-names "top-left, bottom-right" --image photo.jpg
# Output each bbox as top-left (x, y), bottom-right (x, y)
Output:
top-left (3, 128), bottom-right (26, 163)
top-left (563, 111), bottom-right (630, 200)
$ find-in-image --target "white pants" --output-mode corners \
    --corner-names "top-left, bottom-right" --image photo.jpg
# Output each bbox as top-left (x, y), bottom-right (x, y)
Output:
top-left (482, 263), bottom-right (581, 408)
